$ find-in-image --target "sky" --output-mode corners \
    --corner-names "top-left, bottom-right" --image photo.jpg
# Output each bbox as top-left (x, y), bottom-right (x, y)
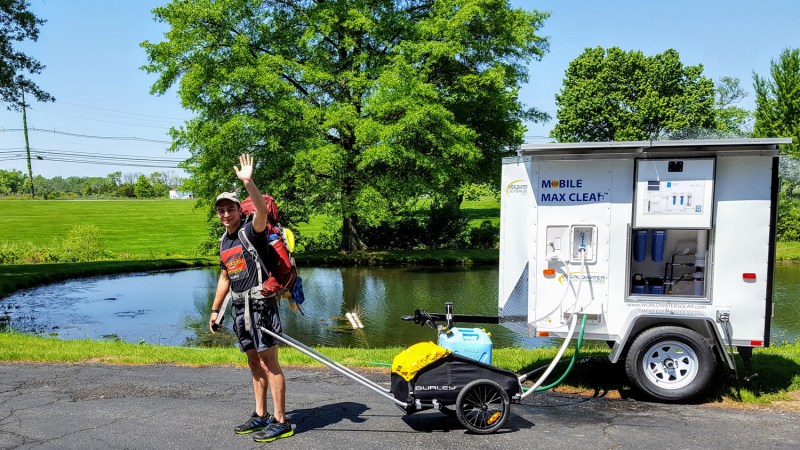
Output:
top-left (1, 0), bottom-right (799, 179)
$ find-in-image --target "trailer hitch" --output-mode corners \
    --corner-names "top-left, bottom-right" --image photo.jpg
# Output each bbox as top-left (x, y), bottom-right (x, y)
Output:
top-left (401, 302), bottom-right (499, 329)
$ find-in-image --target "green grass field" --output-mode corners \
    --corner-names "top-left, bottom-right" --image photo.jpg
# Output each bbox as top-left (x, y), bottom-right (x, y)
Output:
top-left (0, 199), bottom-right (209, 257)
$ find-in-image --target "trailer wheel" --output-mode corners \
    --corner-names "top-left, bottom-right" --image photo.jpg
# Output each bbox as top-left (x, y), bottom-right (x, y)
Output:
top-left (455, 379), bottom-right (510, 434)
top-left (625, 326), bottom-right (717, 402)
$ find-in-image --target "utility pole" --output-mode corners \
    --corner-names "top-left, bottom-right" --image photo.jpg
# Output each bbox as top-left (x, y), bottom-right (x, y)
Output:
top-left (21, 90), bottom-right (34, 198)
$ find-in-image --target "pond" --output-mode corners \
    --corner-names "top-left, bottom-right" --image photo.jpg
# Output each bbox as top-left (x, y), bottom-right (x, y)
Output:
top-left (2, 264), bottom-right (799, 348)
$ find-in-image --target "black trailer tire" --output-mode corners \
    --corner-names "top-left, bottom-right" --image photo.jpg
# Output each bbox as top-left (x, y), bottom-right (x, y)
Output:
top-left (455, 379), bottom-right (511, 434)
top-left (625, 326), bottom-right (717, 402)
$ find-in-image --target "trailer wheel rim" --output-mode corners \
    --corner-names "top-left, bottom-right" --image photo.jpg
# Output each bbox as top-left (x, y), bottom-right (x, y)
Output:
top-left (641, 339), bottom-right (699, 390)
top-left (458, 383), bottom-right (507, 432)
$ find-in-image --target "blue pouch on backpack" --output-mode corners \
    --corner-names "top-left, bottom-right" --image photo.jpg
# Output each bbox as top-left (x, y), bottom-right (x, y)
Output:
top-left (290, 276), bottom-right (305, 305)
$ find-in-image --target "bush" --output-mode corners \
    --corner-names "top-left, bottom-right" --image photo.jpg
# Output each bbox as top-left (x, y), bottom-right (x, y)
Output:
top-left (299, 226), bottom-right (341, 252)
top-left (422, 204), bottom-right (470, 249)
top-left (777, 194), bottom-right (800, 241)
top-left (0, 242), bottom-right (62, 264)
top-left (59, 225), bottom-right (107, 262)
top-left (468, 220), bottom-right (500, 249)
top-left (356, 204), bottom-right (472, 250)
top-left (299, 204), bottom-right (500, 251)
top-left (359, 216), bottom-right (426, 250)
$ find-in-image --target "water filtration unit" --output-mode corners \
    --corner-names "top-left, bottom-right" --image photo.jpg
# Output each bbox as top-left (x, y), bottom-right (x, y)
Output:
top-left (499, 138), bottom-right (790, 402)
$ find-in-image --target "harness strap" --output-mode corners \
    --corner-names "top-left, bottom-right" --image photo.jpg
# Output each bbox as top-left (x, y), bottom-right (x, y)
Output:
top-left (232, 287), bottom-right (269, 333)
top-left (236, 229), bottom-right (269, 333)
top-left (217, 223), bottom-right (272, 333)
top-left (213, 291), bottom-right (232, 328)
top-left (237, 228), bottom-right (265, 289)
top-left (214, 290), bottom-right (277, 331)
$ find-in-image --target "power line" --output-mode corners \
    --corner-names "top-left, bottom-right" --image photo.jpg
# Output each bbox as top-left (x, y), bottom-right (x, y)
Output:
top-left (0, 154), bottom-right (181, 169)
top-left (0, 148), bottom-right (184, 163)
top-left (31, 110), bottom-right (174, 129)
top-left (0, 127), bottom-right (171, 144)
top-left (55, 100), bottom-right (186, 121)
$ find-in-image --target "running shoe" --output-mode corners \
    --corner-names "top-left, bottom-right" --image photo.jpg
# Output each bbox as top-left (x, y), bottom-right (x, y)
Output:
top-left (234, 411), bottom-right (275, 434)
top-left (252, 420), bottom-right (294, 442)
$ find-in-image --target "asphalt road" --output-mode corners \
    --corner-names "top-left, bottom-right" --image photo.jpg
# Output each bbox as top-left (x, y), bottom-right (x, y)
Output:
top-left (1, 363), bottom-right (799, 449)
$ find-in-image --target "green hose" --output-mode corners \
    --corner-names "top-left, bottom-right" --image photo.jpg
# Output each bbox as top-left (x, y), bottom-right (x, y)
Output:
top-left (533, 313), bottom-right (588, 392)
top-left (367, 361), bottom-right (392, 367)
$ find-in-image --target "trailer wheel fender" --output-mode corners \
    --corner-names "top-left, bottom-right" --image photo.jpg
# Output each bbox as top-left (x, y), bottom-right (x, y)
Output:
top-left (625, 325), bottom-right (717, 402)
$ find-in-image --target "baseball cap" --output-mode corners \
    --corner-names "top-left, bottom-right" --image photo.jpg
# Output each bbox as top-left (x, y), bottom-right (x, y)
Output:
top-left (214, 191), bottom-right (240, 207)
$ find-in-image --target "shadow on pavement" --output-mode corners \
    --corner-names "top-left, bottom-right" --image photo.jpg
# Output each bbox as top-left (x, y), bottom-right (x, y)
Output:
top-left (289, 401), bottom-right (369, 432)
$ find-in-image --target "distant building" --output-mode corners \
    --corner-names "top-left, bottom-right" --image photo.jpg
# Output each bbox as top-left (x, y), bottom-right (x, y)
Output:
top-left (169, 190), bottom-right (193, 199)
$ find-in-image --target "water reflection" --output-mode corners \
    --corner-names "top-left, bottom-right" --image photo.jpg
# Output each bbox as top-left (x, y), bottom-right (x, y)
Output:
top-left (2, 265), bottom-right (799, 348)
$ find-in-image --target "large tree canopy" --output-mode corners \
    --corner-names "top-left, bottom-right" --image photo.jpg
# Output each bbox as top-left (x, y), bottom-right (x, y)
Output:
top-left (0, 0), bottom-right (53, 110)
top-left (143, 0), bottom-right (549, 251)
top-left (551, 47), bottom-right (715, 142)
top-left (713, 76), bottom-right (750, 136)
top-left (753, 48), bottom-right (800, 242)
top-left (754, 48), bottom-right (800, 156)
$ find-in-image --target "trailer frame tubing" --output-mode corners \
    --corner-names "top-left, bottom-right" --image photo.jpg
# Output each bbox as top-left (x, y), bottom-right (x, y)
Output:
top-left (259, 327), bottom-right (406, 407)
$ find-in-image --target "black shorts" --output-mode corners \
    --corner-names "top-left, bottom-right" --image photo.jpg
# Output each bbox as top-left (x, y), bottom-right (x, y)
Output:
top-left (232, 297), bottom-right (282, 353)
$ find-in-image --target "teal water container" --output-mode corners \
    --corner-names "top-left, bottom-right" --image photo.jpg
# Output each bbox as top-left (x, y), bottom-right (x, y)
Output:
top-left (437, 327), bottom-right (493, 364)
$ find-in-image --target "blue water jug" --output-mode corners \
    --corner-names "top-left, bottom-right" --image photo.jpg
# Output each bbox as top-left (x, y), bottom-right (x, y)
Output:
top-left (438, 327), bottom-right (493, 364)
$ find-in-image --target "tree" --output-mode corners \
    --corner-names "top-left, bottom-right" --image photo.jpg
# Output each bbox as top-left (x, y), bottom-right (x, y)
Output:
top-left (134, 174), bottom-right (155, 198)
top-left (0, 0), bottom-right (54, 110)
top-left (713, 76), bottom-right (750, 135)
top-left (143, 0), bottom-right (549, 251)
top-left (147, 171), bottom-right (171, 197)
top-left (0, 168), bottom-right (25, 194)
top-left (106, 171), bottom-right (122, 187)
top-left (754, 48), bottom-right (800, 241)
top-left (551, 47), bottom-right (715, 142)
top-left (753, 48), bottom-right (800, 157)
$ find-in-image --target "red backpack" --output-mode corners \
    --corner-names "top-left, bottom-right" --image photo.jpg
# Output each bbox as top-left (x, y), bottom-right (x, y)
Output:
top-left (237, 195), bottom-right (304, 308)
top-left (240, 194), bottom-right (279, 225)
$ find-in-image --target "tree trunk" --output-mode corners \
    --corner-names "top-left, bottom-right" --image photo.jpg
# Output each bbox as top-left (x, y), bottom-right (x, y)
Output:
top-left (341, 216), bottom-right (367, 252)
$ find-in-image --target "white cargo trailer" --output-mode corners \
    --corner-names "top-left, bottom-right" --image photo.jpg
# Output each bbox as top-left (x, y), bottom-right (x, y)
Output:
top-left (499, 138), bottom-right (791, 401)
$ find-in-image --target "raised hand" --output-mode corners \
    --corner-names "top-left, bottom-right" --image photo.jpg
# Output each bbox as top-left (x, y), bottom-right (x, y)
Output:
top-left (234, 153), bottom-right (254, 182)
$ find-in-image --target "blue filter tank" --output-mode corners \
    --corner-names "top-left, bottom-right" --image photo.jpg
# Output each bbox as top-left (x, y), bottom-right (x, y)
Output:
top-left (438, 327), bottom-right (493, 364)
top-left (633, 230), bottom-right (648, 261)
top-left (648, 277), bottom-right (664, 295)
top-left (651, 230), bottom-right (666, 262)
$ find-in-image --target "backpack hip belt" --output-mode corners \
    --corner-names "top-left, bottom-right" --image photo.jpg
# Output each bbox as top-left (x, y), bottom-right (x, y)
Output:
top-left (230, 286), bottom-right (274, 334)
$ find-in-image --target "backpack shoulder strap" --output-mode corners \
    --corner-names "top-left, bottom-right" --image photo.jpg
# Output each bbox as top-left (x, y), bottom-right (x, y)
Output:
top-left (238, 226), bottom-right (265, 288)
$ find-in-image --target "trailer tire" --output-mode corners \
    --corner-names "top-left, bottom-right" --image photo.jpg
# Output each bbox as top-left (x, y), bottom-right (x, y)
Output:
top-left (625, 326), bottom-right (717, 402)
top-left (455, 379), bottom-right (510, 434)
